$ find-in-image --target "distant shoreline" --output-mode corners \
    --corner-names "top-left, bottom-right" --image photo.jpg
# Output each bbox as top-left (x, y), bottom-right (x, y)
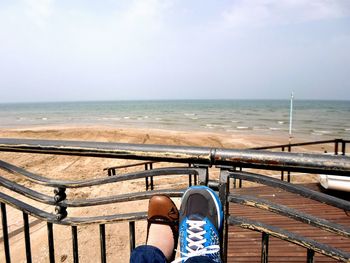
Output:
top-left (0, 100), bottom-right (348, 140)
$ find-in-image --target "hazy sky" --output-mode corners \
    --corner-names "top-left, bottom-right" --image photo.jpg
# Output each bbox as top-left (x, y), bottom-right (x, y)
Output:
top-left (1, 0), bottom-right (350, 102)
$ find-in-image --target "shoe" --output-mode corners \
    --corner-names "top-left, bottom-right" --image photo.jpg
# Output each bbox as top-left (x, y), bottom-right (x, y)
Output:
top-left (176, 186), bottom-right (223, 263)
top-left (147, 195), bottom-right (179, 261)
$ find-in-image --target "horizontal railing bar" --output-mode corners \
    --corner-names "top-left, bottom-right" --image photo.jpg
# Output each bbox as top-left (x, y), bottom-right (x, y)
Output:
top-left (0, 138), bottom-right (349, 175)
top-left (228, 216), bottom-right (350, 262)
top-left (103, 161), bottom-right (156, 171)
top-left (62, 189), bottom-right (184, 207)
top-left (1, 167), bottom-right (184, 207)
top-left (250, 139), bottom-right (340, 150)
top-left (0, 159), bottom-right (199, 188)
top-left (0, 191), bottom-right (147, 225)
top-left (228, 194), bottom-right (350, 238)
top-left (0, 175), bottom-right (55, 204)
top-left (228, 171), bottom-right (350, 211)
top-left (61, 212), bottom-right (147, 226)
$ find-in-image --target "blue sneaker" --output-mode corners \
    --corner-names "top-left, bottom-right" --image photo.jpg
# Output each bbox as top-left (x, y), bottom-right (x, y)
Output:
top-left (175, 186), bottom-right (223, 263)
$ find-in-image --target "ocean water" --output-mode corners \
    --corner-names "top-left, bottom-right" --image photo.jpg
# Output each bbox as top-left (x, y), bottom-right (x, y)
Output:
top-left (0, 100), bottom-right (349, 139)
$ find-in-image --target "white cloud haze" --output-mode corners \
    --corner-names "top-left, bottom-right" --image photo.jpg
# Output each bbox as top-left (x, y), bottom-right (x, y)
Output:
top-left (0, 0), bottom-right (349, 102)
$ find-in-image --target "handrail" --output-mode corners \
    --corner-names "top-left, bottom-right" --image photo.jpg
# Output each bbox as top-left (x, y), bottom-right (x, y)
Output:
top-left (228, 194), bottom-right (350, 238)
top-left (226, 171), bottom-right (350, 211)
top-left (251, 139), bottom-right (339, 150)
top-left (103, 161), bottom-right (156, 171)
top-left (0, 138), bottom-right (349, 175)
top-left (0, 191), bottom-right (147, 225)
top-left (0, 174), bottom-right (184, 207)
top-left (250, 138), bottom-right (350, 155)
top-left (228, 216), bottom-right (350, 262)
top-left (0, 159), bottom-right (199, 188)
top-left (1, 138), bottom-right (350, 262)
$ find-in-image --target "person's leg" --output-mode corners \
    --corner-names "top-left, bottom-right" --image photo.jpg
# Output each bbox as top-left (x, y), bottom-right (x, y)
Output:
top-left (185, 256), bottom-right (216, 263)
top-left (130, 245), bottom-right (167, 263)
top-left (175, 186), bottom-right (223, 263)
top-left (130, 195), bottom-right (179, 263)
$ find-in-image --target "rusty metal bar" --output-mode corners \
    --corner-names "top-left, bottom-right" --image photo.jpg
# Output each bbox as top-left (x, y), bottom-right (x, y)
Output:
top-left (0, 138), bottom-right (349, 175)
top-left (228, 216), bottom-right (350, 262)
top-left (307, 248), bottom-right (315, 263)
top-left (72, 226), bottom-right (79, 263)
top-left (129, 221), bottom-right (136, 253)
top-left (227, 171), bottom-right (350, 211)
top-left (335, 140), bottom-right (339, 155)
top-left (261, 232), bottom-right (269, 263)
top-left (228, 194), bottom-right (350, 238)
top-left (103, 161), bottom-right (155, 171)
top-left (1, 202), bottom-right (11, 263)
top-left (99, 224), bottom-right (106, 263)
top-left (23, 212), bottom-right (32, 263)
top-left (251, 139), bottom-right (338, 150)
top-left (149, 163), bottom-right (154, 190)
top-left (47, 222), bottom-right (55, 263)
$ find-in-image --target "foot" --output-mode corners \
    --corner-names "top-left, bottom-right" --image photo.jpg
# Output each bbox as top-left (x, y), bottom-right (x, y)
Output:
top-left (146, 195), bottom-right (179, 261)
top-left (177, 186), bottom-right (223, 263)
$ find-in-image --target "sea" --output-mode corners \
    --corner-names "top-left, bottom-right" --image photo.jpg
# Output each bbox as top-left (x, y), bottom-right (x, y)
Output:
top-left (0, 100), bottom-right (349, 140)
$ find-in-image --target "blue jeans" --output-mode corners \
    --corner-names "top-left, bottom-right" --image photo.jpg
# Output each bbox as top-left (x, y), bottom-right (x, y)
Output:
top-left (130, 245), bottom-right (215, 263)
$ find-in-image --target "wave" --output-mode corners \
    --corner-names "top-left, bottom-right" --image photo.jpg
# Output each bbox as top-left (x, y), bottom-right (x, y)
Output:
top-left (312, 130), bottom-right (332, 134)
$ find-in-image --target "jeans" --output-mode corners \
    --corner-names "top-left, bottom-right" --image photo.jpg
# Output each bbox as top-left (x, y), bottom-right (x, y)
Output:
top-left (130, 245), bottom-right (215, 263)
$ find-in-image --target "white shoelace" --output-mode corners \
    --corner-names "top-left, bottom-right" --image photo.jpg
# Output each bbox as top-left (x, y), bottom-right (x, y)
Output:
top-left (172, 219), bottom-right (220, 263)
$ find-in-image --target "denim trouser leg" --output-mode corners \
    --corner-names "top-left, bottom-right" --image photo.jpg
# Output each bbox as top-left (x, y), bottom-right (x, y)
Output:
top-left (130, 245), bottom-right (167, 263)
top-left (185, 256), bottom-right (216, 263)
top-left (130, 245), bottom-right (216, 263)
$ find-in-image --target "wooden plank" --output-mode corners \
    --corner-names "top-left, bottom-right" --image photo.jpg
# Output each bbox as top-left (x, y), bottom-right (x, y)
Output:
top-left (227, 183), bottom-right (350, 263)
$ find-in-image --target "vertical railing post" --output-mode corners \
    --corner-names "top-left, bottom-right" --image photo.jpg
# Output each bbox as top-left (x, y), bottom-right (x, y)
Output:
top-left (145, 164), bottom-right (149, 191)
top-left (23, 212), bottom-right (32, 263)
top-left (150, 163), bottom-right (154, 190)
top-left (281, 147), bottom-right (285, 181)
top-left (188, 163), bottom-right (193, 186)
top-left (129, 221), bottom-right (136, 253)
top-left (47, 222), bottom-right (55, 263)
top-left (341, 140), bottom-right (346, 156)
top-left (239, 167), bottom-right (243, 188)
top-left (1, 202), bottom-right (11, 263)
top-left (307, 249), bottom-right (315, 263)
top-left (334, 139), bottom-right (339, 155)
top-left (72, 226), bottom-right (79, 263)
top-left (218, 169), bottom-right (229, 263)
top-left (287, 145), bottom-right (291, 182)
top-left (99, 224), bottom-right (106, 263)
top-left (261, 232), bottom-right (269, 263)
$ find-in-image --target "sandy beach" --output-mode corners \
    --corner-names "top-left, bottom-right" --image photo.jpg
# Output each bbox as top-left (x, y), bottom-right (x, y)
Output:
top-left (0, 125), bottom-right (332, 262)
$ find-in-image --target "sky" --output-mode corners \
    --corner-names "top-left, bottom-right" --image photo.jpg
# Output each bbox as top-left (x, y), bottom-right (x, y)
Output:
top-left (0, 0), bottom-right (350, 102)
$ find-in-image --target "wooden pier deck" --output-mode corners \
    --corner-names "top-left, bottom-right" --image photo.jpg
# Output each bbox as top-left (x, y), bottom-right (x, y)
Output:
top-left (227, 183), bottom-right (350, 262)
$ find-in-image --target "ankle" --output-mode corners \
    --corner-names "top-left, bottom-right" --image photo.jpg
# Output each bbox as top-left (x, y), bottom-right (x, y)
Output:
top-left (147, 224), bottom-right (174, 261)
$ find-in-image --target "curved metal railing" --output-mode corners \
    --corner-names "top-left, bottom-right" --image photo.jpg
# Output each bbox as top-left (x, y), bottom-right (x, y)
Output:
top-left (220, 170), bottom-right (350, 262)
top-left (0, 138), bottom-right (350, 263)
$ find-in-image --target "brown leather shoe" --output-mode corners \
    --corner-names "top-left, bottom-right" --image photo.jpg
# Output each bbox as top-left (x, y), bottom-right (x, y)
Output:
top-left (147, 195), bottom-right (179, 261)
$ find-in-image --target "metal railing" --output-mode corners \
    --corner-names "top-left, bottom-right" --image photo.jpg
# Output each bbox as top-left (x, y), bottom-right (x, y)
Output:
top-left (251, 138), bottom-right (349, 155)
top-left (0, 138), bottom-right (349, 262)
